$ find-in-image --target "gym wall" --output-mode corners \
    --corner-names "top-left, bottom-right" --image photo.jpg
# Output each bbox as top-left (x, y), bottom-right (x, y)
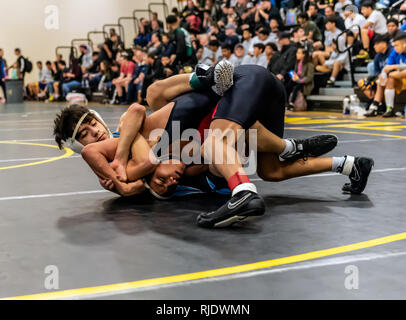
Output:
top-left (0, 0), bottom-right (179, 82)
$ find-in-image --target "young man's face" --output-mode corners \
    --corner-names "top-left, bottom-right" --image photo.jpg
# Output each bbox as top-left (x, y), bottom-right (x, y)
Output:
top-left (374, 41), bottom-right (387, 53)
top-left (393, 39), bottom-right (406, 54)
top-left (270, 19), bottom-right (279, 32)
top-left (161, 56), bottom-right (170, 66)
top-left (325, 7), bottom-right (334, 16)
top-left (361, 6), bottom-right (371, 18)
top-left (46, 63), bottom-right (52, 70)
top-left (325, 21), bottom-right (334, 31)
top-left (308, 5), bottom-right (317, 16)
top-left (253, 46), bottom-right (262, 57)
top-left (149, 160), bottom-right (186, 196)
top-left (387, 22), bottom-right (398, 35)
top-left (222, 48), bottom-right (231, 58)
top-left (77, 118), bottom-right (109, 146)
top-left (235, 46), bottom-right (244, 57)
top-left (37, 62), bottom-right (42, 70)
top-left (243, 30), bottom-right (251, 40)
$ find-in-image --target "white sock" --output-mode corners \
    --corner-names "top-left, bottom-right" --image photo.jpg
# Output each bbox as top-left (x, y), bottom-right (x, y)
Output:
top-left (332, 156), bottom-right (354, 176)
top-left (279, 139), bottom-right (295, 158)
top-left (232, 183), bottom-right (257, 197)
top-left (384, 89), bottom-right (395, 109)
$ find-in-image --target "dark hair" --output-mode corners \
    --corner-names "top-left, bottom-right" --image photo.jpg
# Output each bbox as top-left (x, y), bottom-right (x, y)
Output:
top-left (265, 42), bottom-right (278, 51)
top-left (209, 39), bottom-right (220, 47)
top-left (393, 32), bottom-right (406, 41)
top-left (152, 32), bottom-right (162, 41)
top-left (387, 18), bottom-right (399, 26)
top-left (53, 105), bottom-right (96, 150)
top-left (166, 15), bottom-right (178, 24)
top-left (298, 13), bottom-right (308, 21)
top-left (253, 43), bottom-right (265, 52)
top-left (46, 60), bottom-right (52, 65)
top-left (346, 30), bottom-right (355, 38)
top-left (308, 2), bottom-right (317, 9)
top-left (326, 15), bottom-right (337, 25)
top-left (58, 60), bottom-right (66, 66)
top-left (221, 44), bottom-right (232, 51)
top-left (258, 28), bottom-right (270, 36)
top-left (297, 46), bottom-right (311, 63)
top-left (374, 33), bottom-right (391, 43)
top-left (361, 0), bottom-right (374, 9)
top-left (15, 48), bottom-right (21, 53)
top-left (36, 61), bottom-right (42, 65)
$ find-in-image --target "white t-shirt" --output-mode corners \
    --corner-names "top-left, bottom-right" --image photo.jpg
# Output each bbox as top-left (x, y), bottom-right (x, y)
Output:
top-left (249, 35), bottom-right (276, 55)
top-left (335, 0), bottom-right (352, 19)
top-left (345, 13), bottom-right (367, 34)
top-left (241, 53), bottom-right (268, 68)
top-left (324, 28), bottom-right (346, 51)
top-left (366, 10), bottom-right (388, 34)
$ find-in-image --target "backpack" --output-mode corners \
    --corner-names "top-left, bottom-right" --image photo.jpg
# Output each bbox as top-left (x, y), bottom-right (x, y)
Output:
top-left (24, 57), bottom-right (33, 73)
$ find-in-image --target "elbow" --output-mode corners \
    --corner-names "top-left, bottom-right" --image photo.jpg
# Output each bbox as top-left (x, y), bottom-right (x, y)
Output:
top-left (80, 143), bottom-right (96, 161)
top-left (127, 103), bottom-right (146, 119)
top-left (146, 80), bottom-right (162, 110)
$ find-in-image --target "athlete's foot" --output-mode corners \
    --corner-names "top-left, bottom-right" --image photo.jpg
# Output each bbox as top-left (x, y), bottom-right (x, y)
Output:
top-left (197, 190), bottom-right (266, 228)
top-left (342, 156), bottom-right (374, 194)
top-left (195, 60), bottom-right (234, 96)
top-left (382, 108), bottom-right (395, 118)
top-left (279, 134), bottom-right (338, 162)
top-left (110, 158), bottom-right (128, 182)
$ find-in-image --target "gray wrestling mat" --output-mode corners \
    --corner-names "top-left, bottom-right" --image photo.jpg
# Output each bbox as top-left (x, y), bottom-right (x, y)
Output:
top-left (0, 102), bottom-right (405, 299)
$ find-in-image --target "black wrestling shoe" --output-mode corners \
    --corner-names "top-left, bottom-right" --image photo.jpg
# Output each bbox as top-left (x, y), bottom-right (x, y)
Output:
top-left (197, 190), bottom-right (266, 228)
top-left (382, 108), bottom-right (395, 118)
top-left (342, 157), bottom-right (374, 194)
top-left (279, 134), bottom-right (338, 162)
top-left (195, 60), bottom-right (234, 96)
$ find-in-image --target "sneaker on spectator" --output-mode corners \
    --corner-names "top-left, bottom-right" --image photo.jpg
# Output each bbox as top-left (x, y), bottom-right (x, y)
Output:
top-left (383, 108), bottom-right (395, 117)
top-left (356, 50), bottom-right (370, 60)
top-left (365, 103), bottom-right (378, 117)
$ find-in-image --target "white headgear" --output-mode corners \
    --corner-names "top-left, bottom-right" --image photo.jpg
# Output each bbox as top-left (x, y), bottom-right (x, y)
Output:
top-left (62, 109), bottom-right (113, 153)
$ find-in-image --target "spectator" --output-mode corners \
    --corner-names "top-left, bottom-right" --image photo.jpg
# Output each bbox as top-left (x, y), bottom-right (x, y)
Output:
top-left (232, 44), bottom-right (245, 67)
top-left (134, 18), bottom-right (152, 48)
top-left (241, 29), bottom-right (255, 55)
top-left (127, 51), bottom-right (148, 104)
top-left (79, 45), bottom-right (93, 70)
top-left (287, 46), bottom-right (315, 109)
top-left (307, 2), bottom-right (325, 34)
top-left (298, 12), bottom-right (322, 44)
top-left (161, 33), bottom-right (176, 57)
top-left (387, 18), bottom-right (405, 44)
top-left (378, 33), bottom-right (406, 117)
top-left (265, 42), bottom-right (280, 71)
top-left (312, 16), bottom-right (346, 68)
top-left (208, 39), bottom-right (222, 65)
top-left (147, 32), bottom-right (164, 56)
top-left (254, 0), bottom-right (281, 26)
top-left (181, 0), bottom-right (202, 33)
top-left (343, 4), bottom-right (366, 38)
top-left (48, 60), bottom-right (66, 102)
top-left (270, 32), bottom-right (298, 82)
top-left (28, 61), bottom-right (53, 99)
top-left (112, 52), bottom-right (136, 104)
top-left (61, 58), bottom-right (83, 98)
top-left (249, 27), bottom-right (274, 55)
top-left (269, 19), bottom-right (281, 40)
top-left (202, 10), bottom-right (213, 32)
top-left (324, 5), bottom-right (346, 31)
top-left (315, 41), bottom-right (350, 86)
top-left (224, 24), bottom-right (241, 52)
top-left (151, 12), bottom-right (164, 30)
top-left (0, 48), bottom-right (7, 102)
top-left (365, 34), bottom-right (393, 116)
top-left (358, 0), bottom-right (388, 60)
top-left (14, 48), bottom-right (25, 79)
top-left (166, 14), bottom-right (197, 69)
top-left (99, 32), bottom-right (121, 63)
top-left (334, 0), bottom-right (352, 19)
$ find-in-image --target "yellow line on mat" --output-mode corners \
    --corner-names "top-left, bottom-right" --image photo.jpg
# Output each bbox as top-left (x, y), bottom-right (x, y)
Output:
top-left (285, 127), bottom-right (406, 139)
top-left (0, 141), bottom-right (73, 170)
top-left (4, 232), bottom-right (406, 300)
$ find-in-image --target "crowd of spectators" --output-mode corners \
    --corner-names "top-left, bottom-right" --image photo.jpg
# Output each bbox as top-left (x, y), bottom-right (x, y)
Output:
top-left (2, 0), bottom-right (406, 117)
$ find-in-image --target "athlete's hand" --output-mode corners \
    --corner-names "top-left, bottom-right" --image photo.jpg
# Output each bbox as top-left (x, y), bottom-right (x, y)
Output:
top-left (99, 178), bottom-right (115, 191)
top-left (110, 158), bottom-right (128, 183)
top-left (117, 180), bottom-right (145, 197)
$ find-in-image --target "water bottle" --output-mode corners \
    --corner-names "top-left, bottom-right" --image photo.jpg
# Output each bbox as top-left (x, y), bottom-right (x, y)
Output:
top-left (343, 97), bottom-right (350, 115)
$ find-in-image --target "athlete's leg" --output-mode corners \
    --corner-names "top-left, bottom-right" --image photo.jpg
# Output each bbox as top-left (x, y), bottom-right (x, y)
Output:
top-left (147, 60), bottom-right (234, 111)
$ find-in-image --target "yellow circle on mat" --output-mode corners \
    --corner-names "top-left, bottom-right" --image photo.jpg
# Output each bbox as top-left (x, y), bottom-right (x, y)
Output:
top-left (0, 141), bottom-right (74, 170)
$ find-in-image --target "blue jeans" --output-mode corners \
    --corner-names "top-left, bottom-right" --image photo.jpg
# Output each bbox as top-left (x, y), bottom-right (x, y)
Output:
top-left (62, 80), bottom-right (81, 97)
top-left (126, 78), bottom-right (143, 103)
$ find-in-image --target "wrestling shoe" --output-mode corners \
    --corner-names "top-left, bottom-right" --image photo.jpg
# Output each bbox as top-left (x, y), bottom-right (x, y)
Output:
top-left (365, 103), bottom-right (378, 117)
top-left (341, 156), bottom-right (374, 194)
top-left (382, 108), bottom-right (395, 117)
top-left (197, 190), bottom-right (266, 228)
top-left (279, 134), bottom-right (338, 162)
top-left (195, 60), bottom-right (234, 96)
